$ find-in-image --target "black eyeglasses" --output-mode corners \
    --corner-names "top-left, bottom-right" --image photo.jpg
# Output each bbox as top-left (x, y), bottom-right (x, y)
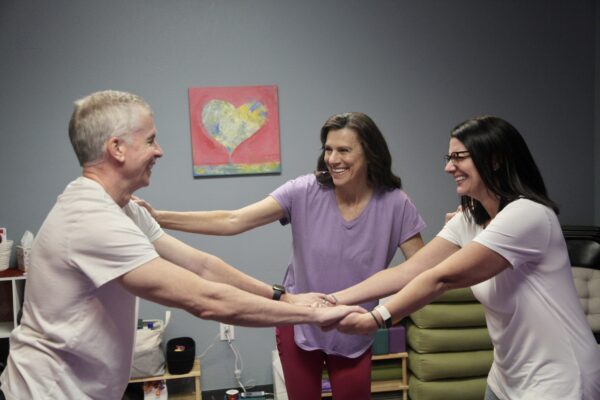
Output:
top-left (444, 151), bottom-right (470, 164)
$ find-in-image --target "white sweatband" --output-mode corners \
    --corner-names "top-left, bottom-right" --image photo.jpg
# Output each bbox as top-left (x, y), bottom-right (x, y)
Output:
top-left (375, 305), bottom-right (393, 328)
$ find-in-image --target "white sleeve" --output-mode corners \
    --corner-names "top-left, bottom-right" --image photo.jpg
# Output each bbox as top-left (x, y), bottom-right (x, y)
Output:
top-left (71, 202), bottom-right (164, 288)
top-left (473, 199), bottom-right (552, 269)
top-left (437, 212), bottom-right (480, 247)
top-left (124, 200), bottom-right (164, 242)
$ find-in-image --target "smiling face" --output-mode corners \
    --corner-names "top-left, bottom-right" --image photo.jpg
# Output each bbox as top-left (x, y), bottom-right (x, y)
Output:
top-left (122, 110), bottom-right (163, 191)
top-left (323, 128), bottom-right (368, 189)
top-left (444, 137), bottom-right (489, 201)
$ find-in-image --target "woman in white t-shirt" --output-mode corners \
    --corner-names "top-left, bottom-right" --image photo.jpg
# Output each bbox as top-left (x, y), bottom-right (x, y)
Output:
top-left (330, 115), bottom-right (600, 400)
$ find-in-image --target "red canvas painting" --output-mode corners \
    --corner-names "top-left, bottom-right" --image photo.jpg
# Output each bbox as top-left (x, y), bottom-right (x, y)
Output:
top-left (188, 85), bottom-right (281, 177)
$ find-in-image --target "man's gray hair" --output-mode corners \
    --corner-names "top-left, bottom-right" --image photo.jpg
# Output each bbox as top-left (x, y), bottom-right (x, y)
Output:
top-left (68, 90), bottom-right (152, 166)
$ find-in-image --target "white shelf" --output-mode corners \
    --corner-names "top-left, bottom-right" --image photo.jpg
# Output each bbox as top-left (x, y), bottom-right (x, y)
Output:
top-left (129, 358), bottom-right (202, 400)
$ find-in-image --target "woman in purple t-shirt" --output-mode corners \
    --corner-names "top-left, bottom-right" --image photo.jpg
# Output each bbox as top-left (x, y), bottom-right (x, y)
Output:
top-left (137, 112), bottom-right (426, 399)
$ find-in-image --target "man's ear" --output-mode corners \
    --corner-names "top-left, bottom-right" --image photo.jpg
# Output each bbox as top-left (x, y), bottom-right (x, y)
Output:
top-left (106, 136), bottom-right (126, 163)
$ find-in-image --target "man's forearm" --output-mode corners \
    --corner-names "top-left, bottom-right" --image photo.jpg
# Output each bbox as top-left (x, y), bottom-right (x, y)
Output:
top-left (199, 255), bottom-right (273, 299)
top-left (195, 283), bottom-right (364, 328)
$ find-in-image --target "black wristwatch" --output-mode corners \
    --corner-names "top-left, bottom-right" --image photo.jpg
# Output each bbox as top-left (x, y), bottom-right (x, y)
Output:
top-left (272, 284), bottom-right (286, 301)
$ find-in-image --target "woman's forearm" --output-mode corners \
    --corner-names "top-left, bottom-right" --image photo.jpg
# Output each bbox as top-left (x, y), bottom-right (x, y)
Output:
top-left (380, 269), bottom-right (447, 325)
top-left (155, 197), bottom-right (284, 235)
top-left (332, 237), bottom-right (459, 305)
top-left (382, 242), bottom-right (511, 325)
top-left (333, 267), bottom-right (408, 305)
top-left (156, 210), bottom-right (240, 235)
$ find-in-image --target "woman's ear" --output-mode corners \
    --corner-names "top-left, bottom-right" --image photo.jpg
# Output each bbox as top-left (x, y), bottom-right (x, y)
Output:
top-left (106, 136), bottom-right (126, 162)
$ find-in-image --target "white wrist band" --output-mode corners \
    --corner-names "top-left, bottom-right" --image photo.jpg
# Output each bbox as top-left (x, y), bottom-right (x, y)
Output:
top-left (375, 305), bottom-right (392, 328)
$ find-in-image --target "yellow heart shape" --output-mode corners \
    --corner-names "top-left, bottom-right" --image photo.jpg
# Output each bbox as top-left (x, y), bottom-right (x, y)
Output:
top-left (202, 100), bottom-right (268, 154)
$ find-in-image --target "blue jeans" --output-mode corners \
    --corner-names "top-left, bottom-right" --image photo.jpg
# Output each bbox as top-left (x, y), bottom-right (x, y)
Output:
top-left (485, 385), bottom-right (501, 400)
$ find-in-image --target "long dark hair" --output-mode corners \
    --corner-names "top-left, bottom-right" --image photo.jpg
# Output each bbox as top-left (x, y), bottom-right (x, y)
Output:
top-left (315, 112), bottom-right (402, 190)
top-left (451, 115), bottom-right (559, 225)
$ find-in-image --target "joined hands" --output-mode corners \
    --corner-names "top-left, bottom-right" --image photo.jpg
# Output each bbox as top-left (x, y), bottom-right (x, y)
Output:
top-left (289, 292), bottom-right (375, 334)
top-left (285, 292), bottom-right (367, 328)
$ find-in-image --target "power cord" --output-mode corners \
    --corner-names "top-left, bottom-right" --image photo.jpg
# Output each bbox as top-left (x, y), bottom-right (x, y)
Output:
top-left (197, 333), bottom-right (220, 359)
top-left (225, 328), bottom-right (247, 392)
top-left (198, 328), bottom-right (257, 394)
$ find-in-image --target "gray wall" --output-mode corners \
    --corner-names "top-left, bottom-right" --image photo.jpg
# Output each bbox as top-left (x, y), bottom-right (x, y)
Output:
top-left (0, 0), bottom-right (597, 392)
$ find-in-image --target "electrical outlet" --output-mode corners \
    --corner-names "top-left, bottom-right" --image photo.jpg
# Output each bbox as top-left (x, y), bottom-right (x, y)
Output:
top-left (220, 323), bottom-right (234, 341)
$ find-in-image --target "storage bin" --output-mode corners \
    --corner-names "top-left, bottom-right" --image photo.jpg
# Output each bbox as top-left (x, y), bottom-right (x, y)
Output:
top-left (166, 337), bottom-right (195, 374)
top-left (372, 329), bottom-right (389, 355)
top-left (388, 325), bottom-right (406, 353)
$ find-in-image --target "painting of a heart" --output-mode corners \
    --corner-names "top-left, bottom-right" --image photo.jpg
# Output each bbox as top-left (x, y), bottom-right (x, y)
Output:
top-left (188, 85), bottom-right (281, 177)
top-left (202, 99), bottom-right (268, 154)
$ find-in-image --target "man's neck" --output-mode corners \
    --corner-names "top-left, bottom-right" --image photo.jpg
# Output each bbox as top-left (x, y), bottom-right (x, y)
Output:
top-left (82, 166), bottom-right (131, 208)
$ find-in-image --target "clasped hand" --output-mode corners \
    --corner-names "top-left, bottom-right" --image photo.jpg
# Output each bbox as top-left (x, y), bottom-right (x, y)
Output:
top-left (323, 311), bottom-right (378, 335)
top-left (284, 292), bottom-right (368, 329)
top-left (289, 292), bottom-right (377, 335)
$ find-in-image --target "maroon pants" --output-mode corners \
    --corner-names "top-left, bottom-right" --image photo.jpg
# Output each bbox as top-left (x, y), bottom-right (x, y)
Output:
top-left (275, 325), bottom-right (372, 400)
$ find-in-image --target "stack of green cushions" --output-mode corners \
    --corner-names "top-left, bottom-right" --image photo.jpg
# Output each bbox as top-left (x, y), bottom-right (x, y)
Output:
top-left (407, 288), bottom-right (493, 400)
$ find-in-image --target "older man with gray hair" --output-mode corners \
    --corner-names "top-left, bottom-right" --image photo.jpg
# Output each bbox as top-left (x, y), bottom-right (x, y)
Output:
top-left (0, 90), bottom-right (363, 400)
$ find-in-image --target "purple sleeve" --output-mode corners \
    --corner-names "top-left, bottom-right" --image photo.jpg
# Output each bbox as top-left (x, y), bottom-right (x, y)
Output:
top-left (270, 175), bottom-right (311, 225)
top-left (397, 192), bottom-right (427, 245)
